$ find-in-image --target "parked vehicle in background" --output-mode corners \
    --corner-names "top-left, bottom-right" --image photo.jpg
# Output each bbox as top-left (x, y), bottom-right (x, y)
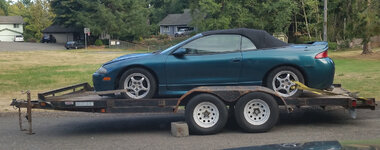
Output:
top-left (175, 28), bottom-right (192, 37)
top-left (65, 41), bottom-right (85, 49)
top-left (41, 35), bottom-right (56, 43)
top-left (14, 35), bottom-right (24, 42)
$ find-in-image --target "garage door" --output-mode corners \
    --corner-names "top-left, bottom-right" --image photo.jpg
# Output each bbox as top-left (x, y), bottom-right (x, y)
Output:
top-left (0, 35), bottom-right (14, 42)
top-left (52, 33), bottom-right (73, 43)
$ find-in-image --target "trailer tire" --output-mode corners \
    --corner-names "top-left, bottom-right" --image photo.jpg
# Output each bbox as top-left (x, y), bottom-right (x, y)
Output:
top-left (185, 93), bottom-right (228, 135)
top-left (234, 92), bottom-right (279, 133)
top-left (119, 68), bottom-right (156, 99)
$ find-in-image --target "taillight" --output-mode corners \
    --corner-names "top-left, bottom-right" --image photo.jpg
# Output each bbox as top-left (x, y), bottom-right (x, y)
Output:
top-left (315, 50), bottom-right (328, 59)
top-left (351, 100), bottom-right (357, 107)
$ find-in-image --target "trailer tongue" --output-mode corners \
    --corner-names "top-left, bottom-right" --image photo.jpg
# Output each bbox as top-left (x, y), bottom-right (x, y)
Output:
top-left (10, 82), bottom-right (376, 135)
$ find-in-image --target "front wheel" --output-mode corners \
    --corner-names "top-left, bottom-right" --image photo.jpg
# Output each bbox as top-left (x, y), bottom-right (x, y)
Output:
top-left (185, 94), bottom-right (228, 135)
top-left (234, 92), bottom-right (279, 133)
top-left (119, 68), bottom-right (156, 99)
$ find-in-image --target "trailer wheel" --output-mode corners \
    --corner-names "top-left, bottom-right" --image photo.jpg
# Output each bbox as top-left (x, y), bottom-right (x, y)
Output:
top-left (185, 93), bottom-right (228, 135)
top-left (234, 92), bottom-right (279, 133)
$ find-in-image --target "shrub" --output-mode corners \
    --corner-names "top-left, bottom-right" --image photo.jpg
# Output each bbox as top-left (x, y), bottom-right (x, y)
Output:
top-left (95, 39), bottom-right (103, 46)
top-left (338, 40), bottom-right (350, 49)
top-left (101, 39), bottom-right (109, 45)
top-left (157, 34), bottom-right (169, 40)
top-left (328, 42), bottom-right (338, 51)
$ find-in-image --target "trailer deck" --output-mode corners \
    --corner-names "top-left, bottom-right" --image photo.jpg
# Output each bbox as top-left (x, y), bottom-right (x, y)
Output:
top-left (10, 82), bottom-right (376, 135)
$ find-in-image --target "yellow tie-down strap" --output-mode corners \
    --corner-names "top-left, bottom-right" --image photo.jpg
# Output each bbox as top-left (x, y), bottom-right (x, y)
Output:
top-left (292, 81), bottom-right (369, 101)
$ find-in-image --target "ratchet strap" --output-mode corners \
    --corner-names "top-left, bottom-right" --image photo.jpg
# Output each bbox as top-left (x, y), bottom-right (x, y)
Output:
top-left (292, 81), bottom-right (336, 95)
top-left (292, 81), bottom-right (370, 101)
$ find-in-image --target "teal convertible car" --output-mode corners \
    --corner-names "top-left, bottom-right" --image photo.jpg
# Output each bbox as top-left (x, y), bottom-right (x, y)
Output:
top-left (93, 28), bottom-right (334, 99)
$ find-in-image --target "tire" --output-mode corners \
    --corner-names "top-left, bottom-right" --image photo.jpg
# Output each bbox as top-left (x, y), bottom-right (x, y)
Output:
top-left (234, 92), bottom-right (279, 133)
top-left (119, 68), bottom-right (157, 99)
top-left (185, 93), bottom-right (228, 135)
top-left (266, 66), bottom-right (305, 98)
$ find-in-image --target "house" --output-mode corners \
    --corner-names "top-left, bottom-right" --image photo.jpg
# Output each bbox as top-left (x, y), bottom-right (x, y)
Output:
top-left (0, 16), bottom-right (24, 42)
top-left (42, 25), bottom-right (82, 44)
top-left (159, 9), bottom-right (193, 36)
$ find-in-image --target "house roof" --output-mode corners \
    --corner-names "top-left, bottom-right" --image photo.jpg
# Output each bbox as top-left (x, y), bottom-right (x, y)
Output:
top-left (42, 25), bottom-right (81, 33)
top-left (0, 28), bottom-right (23, 34)
top-left (159, 9), bottom-right (192, 26)
top-left (202, 28), bottom-right (288, 49)
top-left (0, 16), bottom-right (24, 24)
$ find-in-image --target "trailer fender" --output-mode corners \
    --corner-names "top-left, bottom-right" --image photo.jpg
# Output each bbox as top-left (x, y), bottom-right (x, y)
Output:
top-left (174, 86), bottom-right (290, 113)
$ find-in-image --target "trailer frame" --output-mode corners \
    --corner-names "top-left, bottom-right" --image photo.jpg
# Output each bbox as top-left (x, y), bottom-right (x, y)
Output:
top-left (10, 82), bottom-right (376, 135)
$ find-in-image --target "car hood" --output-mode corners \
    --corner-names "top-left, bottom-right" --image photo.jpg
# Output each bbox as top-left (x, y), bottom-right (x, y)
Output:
top-left (104, 52), bottom-right (155, 65)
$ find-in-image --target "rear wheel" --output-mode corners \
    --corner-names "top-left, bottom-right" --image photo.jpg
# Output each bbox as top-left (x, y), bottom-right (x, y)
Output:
top-left (266, 66), bottom-right (304, 97)
top-left (234, 92), bottom-right (279, 132)
top-left (185, 94), bottom-right (228, 135)
top-left (119, 68), bottom-right (156, 99)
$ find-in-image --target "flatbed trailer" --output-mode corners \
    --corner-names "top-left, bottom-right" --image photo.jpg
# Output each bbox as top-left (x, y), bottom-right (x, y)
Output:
top-left (10, 82), bottom-right (376, 135)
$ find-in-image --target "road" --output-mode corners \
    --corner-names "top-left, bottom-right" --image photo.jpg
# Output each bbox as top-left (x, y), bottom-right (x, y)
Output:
top-left (0, 42), bottom-right (65, 51)
top-left (0, 107), bottom-right (379, 150)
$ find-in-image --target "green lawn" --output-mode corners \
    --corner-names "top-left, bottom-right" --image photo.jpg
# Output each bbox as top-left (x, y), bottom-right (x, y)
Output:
top-left (0, 47), bottom-right (379, 111)
top-left (330, 48), bottom-right (380, 99)
top-left (340, 139), bottom-right (380, 148)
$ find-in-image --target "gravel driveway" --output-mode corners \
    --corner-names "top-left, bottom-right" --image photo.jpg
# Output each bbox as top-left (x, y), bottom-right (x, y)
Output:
top-left (0, 107), bottom-right (379, 150)
top-left (0, 42), bottom-right (65, 51)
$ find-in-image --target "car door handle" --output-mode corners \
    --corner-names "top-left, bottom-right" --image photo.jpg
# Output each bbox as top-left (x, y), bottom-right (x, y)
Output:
top-left (231, 57), bottom-right (241, 62)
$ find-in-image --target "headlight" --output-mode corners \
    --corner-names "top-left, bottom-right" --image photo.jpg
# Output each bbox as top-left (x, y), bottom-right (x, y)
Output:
top-left (96, 66), bottom-right (107, 74)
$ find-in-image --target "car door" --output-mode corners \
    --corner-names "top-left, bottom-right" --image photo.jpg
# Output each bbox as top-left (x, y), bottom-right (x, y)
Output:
top-left (165, 34), bottom-right (242, 91)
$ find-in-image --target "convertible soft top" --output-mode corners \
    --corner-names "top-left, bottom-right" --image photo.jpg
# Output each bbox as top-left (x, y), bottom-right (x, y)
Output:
top-left (202, 28), bottom-right (288, 49)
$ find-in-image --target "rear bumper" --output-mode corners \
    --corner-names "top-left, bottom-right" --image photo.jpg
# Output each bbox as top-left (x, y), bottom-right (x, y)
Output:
top-left (305, 57), bottom-right (335, 89)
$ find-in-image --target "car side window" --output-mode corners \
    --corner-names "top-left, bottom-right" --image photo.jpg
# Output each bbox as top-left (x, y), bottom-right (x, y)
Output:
top-left (241, 36), bottom-right (257, 50)
top-left (181, 35), bottom-right (241, 55)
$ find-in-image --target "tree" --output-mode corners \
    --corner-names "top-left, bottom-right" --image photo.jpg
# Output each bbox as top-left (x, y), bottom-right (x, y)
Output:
top-left (190, 0), bottom-right (298, 34)
top-left (51, 0), bottom-right (151, 41)
top-left (25, 0), bottom-right (55, 41)
top-left (8, 0), bottom-right (54, 41)
top-left (0, 0), bottom-right (9, 15)
top-left (330, 0), bottom-right (380, 54)
top-left (148, 0), bottom-right (189, 24)
top-left (354, 0), bottom-right (380, 54)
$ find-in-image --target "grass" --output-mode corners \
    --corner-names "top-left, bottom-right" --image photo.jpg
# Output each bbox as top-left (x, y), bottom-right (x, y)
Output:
top-left (330, 48), bottom-right (380, 99)
top-left (340, 139), bottom-right (380, 148)
top-left (0, 49), bottom-right (146, 111)
top-left (0, 47), bottom-right (379, 112)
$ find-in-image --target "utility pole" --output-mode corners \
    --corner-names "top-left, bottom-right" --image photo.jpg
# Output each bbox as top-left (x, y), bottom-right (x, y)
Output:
top-left (323, 0), bottom-right (328, 41)
top-left (85, 33), bottom-right (87, 50)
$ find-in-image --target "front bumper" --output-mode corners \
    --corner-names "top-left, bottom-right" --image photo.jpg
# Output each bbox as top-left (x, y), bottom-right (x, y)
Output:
top-left (92, 73), bottom-right (115, 92)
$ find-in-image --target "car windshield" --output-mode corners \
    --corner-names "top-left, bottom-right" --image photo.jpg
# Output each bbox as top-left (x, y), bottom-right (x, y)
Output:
top-left (16, 35), bottom-right (22, 37)
top-left (67, 41), bottom-right (75, 44)
top-left (160, 33), bottom-right (202, 54)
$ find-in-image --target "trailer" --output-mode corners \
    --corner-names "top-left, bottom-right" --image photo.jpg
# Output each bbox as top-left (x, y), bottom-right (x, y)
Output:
top-left (10, 82), bottom-right (376, 135)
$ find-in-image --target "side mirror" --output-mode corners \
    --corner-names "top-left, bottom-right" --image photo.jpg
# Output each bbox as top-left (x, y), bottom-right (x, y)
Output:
top-left (172, 48), bottom-right (188, 56)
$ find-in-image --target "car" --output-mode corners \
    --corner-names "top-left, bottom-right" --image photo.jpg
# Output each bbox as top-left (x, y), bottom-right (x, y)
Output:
top-left (65, 41), bottom-right (85, 49)
top-left (41, 35), bottom-right (56, 43)
top-left (175, 28), bottom-right (192, 37)
top-left (93, 28), bottom-right (335, 99)
top-left (14, 35), bottom-right (24, 42)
